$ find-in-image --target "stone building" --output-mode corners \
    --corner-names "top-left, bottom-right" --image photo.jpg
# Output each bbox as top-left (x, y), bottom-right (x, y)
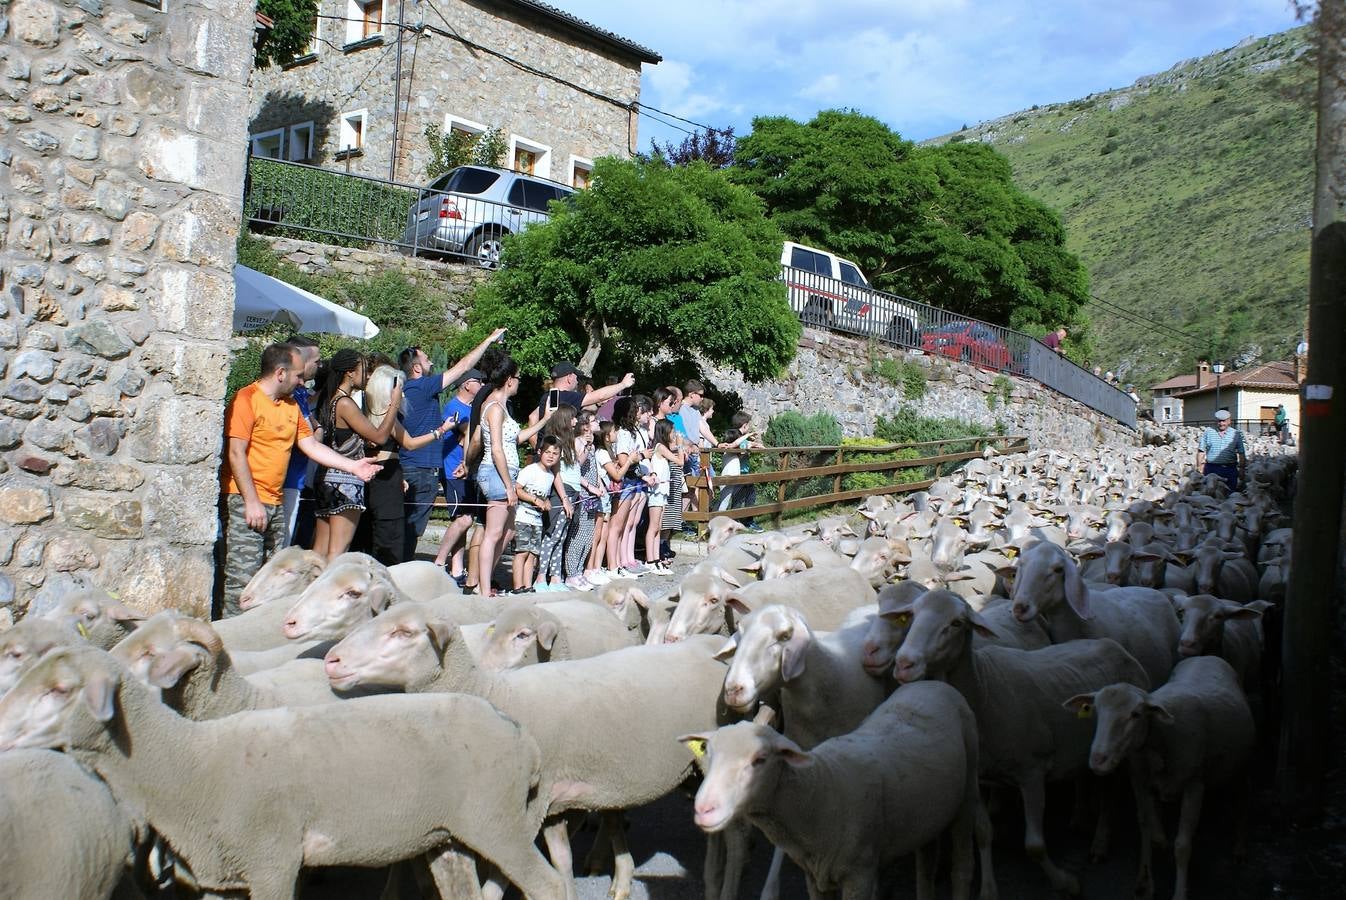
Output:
top-left (248, 0), bottom-right (660, 186)
top-left (0, 0), bottom-right (253, 620)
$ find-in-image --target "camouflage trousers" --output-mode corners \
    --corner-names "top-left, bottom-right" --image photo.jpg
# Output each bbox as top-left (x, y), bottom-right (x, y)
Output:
top-left (219, 493), bottom-right (285, 619)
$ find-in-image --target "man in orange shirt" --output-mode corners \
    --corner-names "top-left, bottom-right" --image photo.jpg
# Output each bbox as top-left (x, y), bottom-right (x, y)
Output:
top-left (218, 343), bottom-right (380, 617)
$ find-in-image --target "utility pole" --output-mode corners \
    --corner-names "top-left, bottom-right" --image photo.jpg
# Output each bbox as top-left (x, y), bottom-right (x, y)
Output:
top-left (389, 0), bottom-right (406, 182)
top-left (1279, 0), bottom-right (1346, 821)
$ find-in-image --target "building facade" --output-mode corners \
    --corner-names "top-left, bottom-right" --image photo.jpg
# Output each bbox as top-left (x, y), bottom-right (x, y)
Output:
top-left (248, 0), bottom-right (660, 187)
top-left (1, 0), bottom-right (253, 619)
top-left (1169, 360), bottom-right (1302, 437)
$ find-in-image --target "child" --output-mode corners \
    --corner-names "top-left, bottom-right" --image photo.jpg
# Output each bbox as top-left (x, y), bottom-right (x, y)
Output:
top-left (587, 420), bottom-right (620, 583)
top-left (644, 420), bottom-right (675, 574)
top-left (717, 411), bottom-right (764, 532)
top-left (536, 407), bottom-right (577, 591)
top-left (513, 435), bottom-right (563, 592)
top-left (563, 411), bottom-right (604, 591)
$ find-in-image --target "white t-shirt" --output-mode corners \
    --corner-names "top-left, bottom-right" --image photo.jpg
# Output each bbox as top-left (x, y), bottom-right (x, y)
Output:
top-left (515, 462), bottom-right (556, 527)
top-left (647, 454), bottom-right (670, 507)
top-left (595, 448), bottom-right (614, 489)
top-left (614, 428), bottom-right (649, 476)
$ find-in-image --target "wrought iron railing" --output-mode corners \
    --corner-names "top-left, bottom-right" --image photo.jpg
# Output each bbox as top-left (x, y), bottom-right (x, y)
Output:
top-left (780, 265), bottom-right (1138, 428)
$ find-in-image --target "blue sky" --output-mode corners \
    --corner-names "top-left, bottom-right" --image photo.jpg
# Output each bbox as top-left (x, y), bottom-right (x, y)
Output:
top-left (560, 0), bottom-right (1307, 149)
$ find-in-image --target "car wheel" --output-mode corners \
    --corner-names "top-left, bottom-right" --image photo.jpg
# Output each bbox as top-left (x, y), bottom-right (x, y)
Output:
top-left (465, 229), bottom-right (505, 269)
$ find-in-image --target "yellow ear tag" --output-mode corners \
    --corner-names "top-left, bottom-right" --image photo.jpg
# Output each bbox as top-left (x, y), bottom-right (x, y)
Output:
top-left (486, 624), bottom-right (495, 634)
top-left (896, 612), bottom-right (912, 627)
top-left (105, 590), bottom-right (120, 600)
top-left (685, 739), bottom-right (707, 759)
top-left (1004, 548), bottom-right (1018, 559)
top-left (76, 621), bottom-right (89, 638)
top-left (953, 518), bottom-right (966, 526)
top-left (1076, 703), bottom-right (1093, 720)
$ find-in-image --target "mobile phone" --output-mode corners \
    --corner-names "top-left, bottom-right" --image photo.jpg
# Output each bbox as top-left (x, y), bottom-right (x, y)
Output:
top-left (546, 389), bottom-right (560, 409)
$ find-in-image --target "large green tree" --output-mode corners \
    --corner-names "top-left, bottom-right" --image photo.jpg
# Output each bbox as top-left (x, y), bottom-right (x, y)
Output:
top-left (256, 0), bottom-right (320, 69)
top-left (730, 110), bottom-right (1090, 330)
top-left (462, 157), bottom-right (800, 381)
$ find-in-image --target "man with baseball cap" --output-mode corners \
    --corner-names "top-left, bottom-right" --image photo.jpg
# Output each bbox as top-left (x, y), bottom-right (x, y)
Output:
top-left (527, 361), bottom-right (635, 431)
top-left (1195, 409), bottom-right (1246, 491)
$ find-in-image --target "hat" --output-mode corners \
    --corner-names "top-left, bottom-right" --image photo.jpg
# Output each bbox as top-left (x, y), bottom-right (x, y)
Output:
top-left (1214, 409), bottom-right (1231, 420)
top-left (550, 361), bottom-right (582, 379)
top-left (454, 367), bottom-right (485, 388)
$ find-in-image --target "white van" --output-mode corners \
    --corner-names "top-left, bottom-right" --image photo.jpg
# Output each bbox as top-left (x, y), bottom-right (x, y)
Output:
top-left (780, 241), bottom-right (919, 346)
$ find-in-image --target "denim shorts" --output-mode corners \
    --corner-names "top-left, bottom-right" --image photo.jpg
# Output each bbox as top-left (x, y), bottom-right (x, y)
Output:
top-left (476, 465), bottom-right (514, 503)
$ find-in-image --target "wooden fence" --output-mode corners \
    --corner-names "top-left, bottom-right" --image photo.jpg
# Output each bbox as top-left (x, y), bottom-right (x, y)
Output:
top-left (686, 434), bottom-right (1029, 528)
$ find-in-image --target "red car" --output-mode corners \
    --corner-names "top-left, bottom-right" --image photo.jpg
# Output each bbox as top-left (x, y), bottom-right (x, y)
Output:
top-left (920, 320), bottom-right (1012, 369)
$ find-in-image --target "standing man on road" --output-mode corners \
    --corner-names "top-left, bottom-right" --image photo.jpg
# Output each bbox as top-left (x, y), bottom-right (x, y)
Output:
top-left (219, 343), bottom-right (380, 618)
top-left (1195, 409), bottom-right (1247, 492)
top-left (398, 327), bottom-right (509, 560)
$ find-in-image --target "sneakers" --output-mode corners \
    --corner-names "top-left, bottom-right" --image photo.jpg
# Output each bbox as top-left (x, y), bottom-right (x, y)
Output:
top-left (616, 565), bottom-right (645, 578)
top-left (745, 522), bottom-right (764, 533)
top-left (651, 562), bottom-right (673, 575)
top-left (585, 569), bottom-right (613, 585)
top-left (565, 575), bottom-right (594, 592)
top-left (450, 572), bottom-right (468, 590)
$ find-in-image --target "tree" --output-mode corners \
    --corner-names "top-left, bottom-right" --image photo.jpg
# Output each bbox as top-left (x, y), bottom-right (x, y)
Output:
top-left (730, 110), bottom-right (1090, 331)
top-left (462, 157), bottom-right (800, 381)
top-left (650, 126), bottom-right (737, 168)
top-left (255, 0), bottom-right (320, 69)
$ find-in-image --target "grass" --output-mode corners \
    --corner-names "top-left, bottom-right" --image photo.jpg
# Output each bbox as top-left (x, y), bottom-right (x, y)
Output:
top-left (929, 27), bottom-right (1315, 390)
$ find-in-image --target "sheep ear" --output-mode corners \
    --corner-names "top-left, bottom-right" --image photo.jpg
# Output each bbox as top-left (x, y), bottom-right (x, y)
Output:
top-left (778, 746), bottom-right (811, 767)
top-left (423, 618), bottom-right (458, 655)
top-left (103, 601), bottom-right (146, 623)
top-left (146, 647), bottom-right (206, 689)
top-left (82, 672), bottom-right (116, 722)
top-left (1062, 693), bottom-right (1095, 716)
top-left (1063, 562), bottom-right (1091, 619)
top-left (725, 595), bottom-right (753, 617)
top-left (625, 588), bottom-right (652, 610)
top-left (752, 705), bottom-right (777, 726)
top-left (780, 627), bottom-right (809, 682)
top-left (1221, 603), bottom-right (1264, 621)
top-left (966, 610), bottom-right (999, 639)
top-left (713, 634), bottom-right (739, 661)
top-left (713, 567), bottom-right (748, 588)
top-left (741, 560), bottom-right (763, 573)
top-left (1146, 702), bottom-right (1174, 725)
top-left (677, 734), bottom-right (710, 760)
top-left (535, 619), bottom-right (559, 651)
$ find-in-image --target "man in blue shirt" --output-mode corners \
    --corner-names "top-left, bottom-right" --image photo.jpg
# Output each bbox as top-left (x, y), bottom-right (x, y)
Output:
top-left (430, 368), bottom-right (484, 586)
top-left (397, 328), bottom-right (507, 559)
top-left (280, 337), bottom-right (319, 546)
top-left (1196, 409), bottom-right (1246, 491)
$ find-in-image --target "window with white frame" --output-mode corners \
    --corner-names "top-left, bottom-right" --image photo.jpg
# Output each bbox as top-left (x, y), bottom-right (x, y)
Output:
top-left (569, 155), bottom-right (593, 189)
top-left (288, 122), bottom-right (315, 161)
top-left (250, 128), bottom-right (284, 159)
top-left (345, 0), bottom-right (383, 44)
top-left (338, 109), bottom-right (367, 154)
top-left (304, 14), bottom-right (320, 56)
top-left (509, 135), bottom-right (551, 179)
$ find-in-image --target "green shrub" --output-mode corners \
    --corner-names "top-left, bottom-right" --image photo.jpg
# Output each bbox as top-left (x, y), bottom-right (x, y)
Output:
top-left (874, 406), bottom-right (990, 461)
top-left (840, 439), bottom-right (925, 491)
top-left (1100, 140), bottom-right (1119, 156)
top-left (764, 410), bottom-right (843, 448)
top-left (245, 158), bottom-right (417, 247)
top-left (868, 356), bottom-right (927, 399)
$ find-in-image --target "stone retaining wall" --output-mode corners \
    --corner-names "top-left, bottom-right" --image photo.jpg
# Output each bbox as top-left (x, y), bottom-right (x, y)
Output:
top-left (0, 0), bottom-right (254, 623)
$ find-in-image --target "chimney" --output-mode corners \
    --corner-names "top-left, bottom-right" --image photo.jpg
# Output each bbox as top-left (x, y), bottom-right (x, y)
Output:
top-left (1196, 361), bottom-right (1209, 390)
top-left (1294, 354), bottom-right (1306, 383)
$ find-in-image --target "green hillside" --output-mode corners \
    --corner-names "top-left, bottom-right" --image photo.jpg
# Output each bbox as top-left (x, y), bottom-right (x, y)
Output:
top-left (933, 28), bottom-right (1315, 389)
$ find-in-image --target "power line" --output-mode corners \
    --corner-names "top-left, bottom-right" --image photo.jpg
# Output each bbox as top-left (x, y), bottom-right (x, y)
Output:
top-left (635, 106), bottom-right (696, 137)
top-left (1087, 293), bottom-right (1206, 348)
top-left (633, 102), bottom-right (715, 133)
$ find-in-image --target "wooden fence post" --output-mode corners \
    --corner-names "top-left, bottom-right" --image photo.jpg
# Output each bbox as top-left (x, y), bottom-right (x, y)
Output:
top-left (833, 446), bottom-right (844, 495)
top-left (774, 451), bottom-right (790, 530)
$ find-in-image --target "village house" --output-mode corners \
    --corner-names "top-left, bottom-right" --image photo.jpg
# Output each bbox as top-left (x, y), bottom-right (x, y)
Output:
top-left (1151, 360), bottom-right (1304, 436)
top-left (247, 0), bottom-right (661, 188)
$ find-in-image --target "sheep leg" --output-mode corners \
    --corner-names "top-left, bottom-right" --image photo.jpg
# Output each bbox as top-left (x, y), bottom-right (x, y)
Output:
top-left (1019, 775), bottom-right (1079, 896)
top-left (1090, 773), bottom-right (1115, 862)
top-left (1128, 762), bottom-right (1156, 900)
top-left (975, 799), bottom-right (998, 900)
top-left (948, 793), bottom-right (976, 900)
top-left (703, 832), bottom-right (726, 900)
top-left (542, 819), bottom-right (579, 899)
top-left (759, 847), bottom-right (785, 900)
top-left (1171, 782), bottom-right (1204, 900)
top-left (424, 844), bottom-right (484, 900)
top-left (606, 812), bottom-right (636, 900)
top-left (914, 843), bottom-right (936, 900)
top-left (243, 861), bottom-right (300, 900)
top-left (717, 820), bottom-right (752, 900)
top-left (841, 867), bottom-right (878, 900)
top-left (584, 813), bottom-right (615, 874)
top-left (803, 872), bottom-right (828, 900)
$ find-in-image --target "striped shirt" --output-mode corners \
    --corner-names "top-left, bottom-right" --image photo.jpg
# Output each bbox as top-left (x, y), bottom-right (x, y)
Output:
top-left (1199, 426), bottom-right (1245, 464)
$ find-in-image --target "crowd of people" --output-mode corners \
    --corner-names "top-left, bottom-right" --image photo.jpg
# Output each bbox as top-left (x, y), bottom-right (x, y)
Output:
top-left (216, 331), bottom-right (766, 612)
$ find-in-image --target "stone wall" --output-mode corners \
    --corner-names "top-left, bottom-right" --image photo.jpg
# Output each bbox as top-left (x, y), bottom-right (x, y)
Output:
top-left (0, 0), bottom-right (254, 622)
top-left (701, 329), bottom-right (1138, 452)
top-left (249, 0), bottom-right (648, 185)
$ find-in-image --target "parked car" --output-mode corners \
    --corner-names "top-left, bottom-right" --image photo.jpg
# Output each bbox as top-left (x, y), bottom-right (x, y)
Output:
top-left (401, 165), bottom-right (574, 267)
top-left (781, 241), bottom-right (918, 344)
top-left (920, 320), bottom-right (1012, 369)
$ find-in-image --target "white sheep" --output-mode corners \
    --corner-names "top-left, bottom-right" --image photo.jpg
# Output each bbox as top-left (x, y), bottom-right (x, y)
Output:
top-left (889, 588), bottom-right (1151, 895)
top-left (1064, 656), bottom-right (1255, 900)
top-left (110, 611), bottom-right (358, 719)
top-left (475, 599), bottom-right (639, 670)
top-left (39, 589), bottom-right (147, 650)
top-left (0, 749), bottom-right (143, 900)
top-left (0, 644), bottom-right (568, 900)
top-left (1170, 593), bottom-right (1268, 691)
top-left (237, 545), bottom-right (327, 611)
top-left (663, 566), bottom-right (875, 643)
top-left (1010, 541), bottom-right (1181, 689)
top-left (0, 616), bottom-right (83, 695)
top-left (682, 679), bottom-right (984, 900)
top-left (322, 602), bottom-right (747, 900)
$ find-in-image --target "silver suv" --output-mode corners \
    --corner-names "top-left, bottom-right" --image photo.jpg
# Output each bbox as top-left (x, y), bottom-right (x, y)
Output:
top-left (401, 165), bottom-right (574, 267)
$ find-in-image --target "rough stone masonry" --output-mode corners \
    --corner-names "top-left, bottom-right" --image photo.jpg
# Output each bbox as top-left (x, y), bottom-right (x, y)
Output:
top-left (0, 0), bottom-right (254, 621)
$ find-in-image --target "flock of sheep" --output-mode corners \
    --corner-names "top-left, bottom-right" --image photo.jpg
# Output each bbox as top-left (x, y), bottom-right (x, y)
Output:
top-left (0, 426), bottom-right (1297, 900)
